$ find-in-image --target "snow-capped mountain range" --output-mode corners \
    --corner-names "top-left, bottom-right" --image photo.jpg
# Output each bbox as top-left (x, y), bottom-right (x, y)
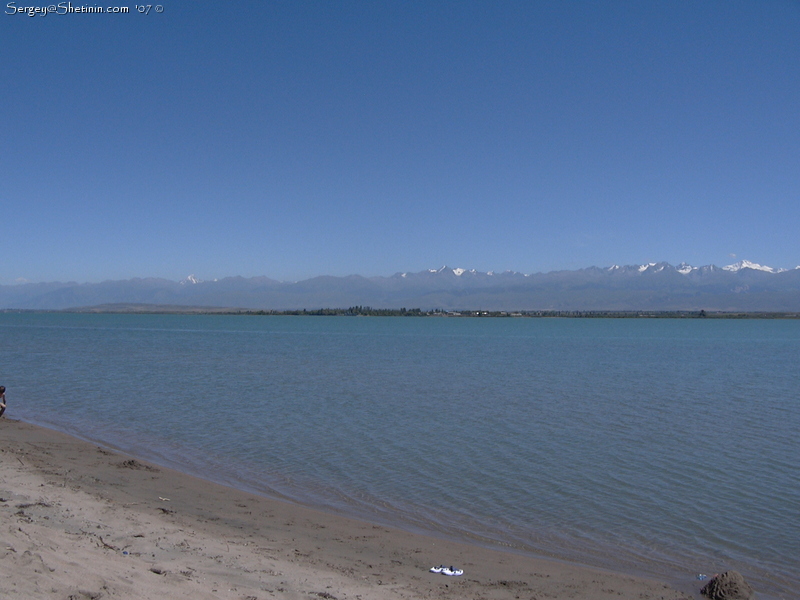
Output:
top-left (407, 260), bottom-right (797, 278)
top-left (3, 261), bottom-right (800, 312)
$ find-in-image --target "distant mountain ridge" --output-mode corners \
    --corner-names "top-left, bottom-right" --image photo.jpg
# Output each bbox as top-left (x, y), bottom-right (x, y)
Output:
top-left (3, 261), bottom-right (800, 311)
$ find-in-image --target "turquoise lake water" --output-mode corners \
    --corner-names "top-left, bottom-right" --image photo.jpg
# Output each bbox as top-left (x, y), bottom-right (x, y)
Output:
top-left (1, 314), bottom-right (797, 598)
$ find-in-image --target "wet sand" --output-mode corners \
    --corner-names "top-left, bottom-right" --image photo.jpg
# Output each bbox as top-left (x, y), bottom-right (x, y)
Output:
top-left (0, 418), bottom-right (692, 599)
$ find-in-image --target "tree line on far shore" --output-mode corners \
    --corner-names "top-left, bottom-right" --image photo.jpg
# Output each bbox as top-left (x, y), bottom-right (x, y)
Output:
top-left (233, 307), bottom-right (799, 319)
top-left (14, 304), bottom-right (796, 318)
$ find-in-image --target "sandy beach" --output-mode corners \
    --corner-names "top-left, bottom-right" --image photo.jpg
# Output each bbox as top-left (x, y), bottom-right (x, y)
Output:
top-left (1, 418), bottom-right (693, 600)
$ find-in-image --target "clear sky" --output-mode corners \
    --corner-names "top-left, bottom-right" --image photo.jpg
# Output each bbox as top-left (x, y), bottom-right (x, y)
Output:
top-left (2, 1), bottom-right (799, 283)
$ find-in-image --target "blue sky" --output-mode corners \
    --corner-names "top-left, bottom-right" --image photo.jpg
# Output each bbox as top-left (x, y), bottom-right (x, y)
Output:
top-left (3, 1), bottom-right (799, 283)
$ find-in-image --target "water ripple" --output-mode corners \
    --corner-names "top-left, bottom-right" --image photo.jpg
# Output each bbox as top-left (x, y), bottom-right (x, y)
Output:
top-left (4, 314), bottom-right (798, 600)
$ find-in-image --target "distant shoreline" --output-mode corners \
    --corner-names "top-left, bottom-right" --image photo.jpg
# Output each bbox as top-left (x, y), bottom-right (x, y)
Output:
top-left (2, 304), bottom-right (800, 318)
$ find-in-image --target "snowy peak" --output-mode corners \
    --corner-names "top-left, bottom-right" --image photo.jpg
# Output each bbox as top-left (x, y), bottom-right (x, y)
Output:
top-left (416, 262), bottom-right (793, 279)
top-left (428, 266), bottom-right (449, 274)
top-left (423, 266), bottom-right (522, 278)
top-left (722, 260), bottom-right (785, 274)
top-left (599, 260), bottom-right (787, 276)
top-left (638, 263), bottom-right (657, 272)
top-left (180, 274), bottom-right (203, 285)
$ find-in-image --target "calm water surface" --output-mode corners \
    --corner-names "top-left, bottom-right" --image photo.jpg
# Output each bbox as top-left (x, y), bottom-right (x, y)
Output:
top-left (2, 314), bottom-right (797, 599)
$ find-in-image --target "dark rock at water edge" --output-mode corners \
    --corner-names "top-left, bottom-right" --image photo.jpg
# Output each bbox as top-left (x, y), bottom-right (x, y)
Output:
top-left (701, 571), bottom-right (755, 600)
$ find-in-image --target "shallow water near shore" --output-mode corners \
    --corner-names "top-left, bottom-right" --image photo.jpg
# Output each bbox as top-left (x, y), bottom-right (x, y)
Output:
top-left (2, 313), bottom-right (798, 599)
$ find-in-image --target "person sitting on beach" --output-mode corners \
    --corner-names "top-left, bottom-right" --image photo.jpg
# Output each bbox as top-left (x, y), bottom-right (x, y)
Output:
top-left (0, 386), bottom-right (6, 418)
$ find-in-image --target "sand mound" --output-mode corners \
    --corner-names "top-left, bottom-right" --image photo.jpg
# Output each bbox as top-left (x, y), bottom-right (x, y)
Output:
top-left (701, 570), bottom-right (755, 600)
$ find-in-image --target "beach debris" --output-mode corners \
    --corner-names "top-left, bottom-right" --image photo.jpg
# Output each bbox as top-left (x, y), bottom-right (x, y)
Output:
top-left (429, 565), bottom-right (463, 576)
top-left (158, 497), bottom-right (171, 501)
top-left (701, 570), bottom-right (755, 600)
top-left (118, 459), bottom-right (159, 471)
top-left (15, 501), bottom-right (51, 509)
top-left (97, 536), bottom-right (118, 551)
